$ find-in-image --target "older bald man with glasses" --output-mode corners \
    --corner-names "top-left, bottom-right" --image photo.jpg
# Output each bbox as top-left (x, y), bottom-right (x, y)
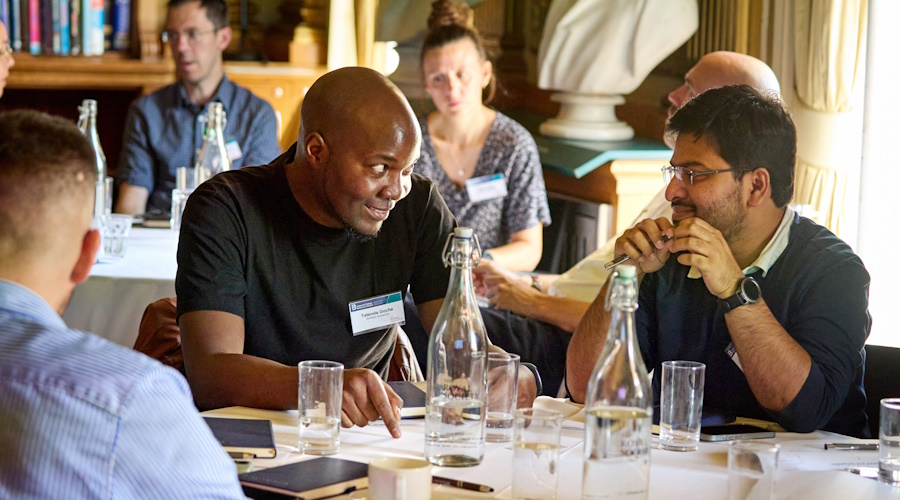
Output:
top-left (115, 0), bottom-right (280, 216)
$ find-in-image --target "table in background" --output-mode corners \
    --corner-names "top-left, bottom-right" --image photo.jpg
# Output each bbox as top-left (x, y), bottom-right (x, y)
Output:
top-left (205, 405), bottom-right (898, 499)
top-left (503, 108), bottom-right (673, 235)
top-left (62, 227), bottom-right (178, 348)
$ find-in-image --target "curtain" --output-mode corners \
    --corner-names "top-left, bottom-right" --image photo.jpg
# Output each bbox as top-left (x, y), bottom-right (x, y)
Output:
top-left (792, 0), bottom-right (868, 236)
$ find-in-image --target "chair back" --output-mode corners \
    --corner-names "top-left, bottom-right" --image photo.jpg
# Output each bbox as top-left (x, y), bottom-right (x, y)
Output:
top-left (864, 344), bottom-right (900, 438)
top-left (134, 297), bottom-right (183, 373)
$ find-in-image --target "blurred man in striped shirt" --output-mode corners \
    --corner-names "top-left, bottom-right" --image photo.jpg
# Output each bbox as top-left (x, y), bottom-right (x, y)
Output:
top-left (0, 110), bottom-right (245, 499)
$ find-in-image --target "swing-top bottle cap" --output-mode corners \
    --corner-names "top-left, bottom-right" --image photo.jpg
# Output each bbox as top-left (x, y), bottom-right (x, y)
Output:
top-left (616, 264), bottom-right (636, 278)
top-left (454, 227), bottom-right (473, 238)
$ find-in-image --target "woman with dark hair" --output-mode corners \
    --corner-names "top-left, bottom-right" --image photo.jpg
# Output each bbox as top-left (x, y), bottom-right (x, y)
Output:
top-left (416, 0), bottom-right (550, 272)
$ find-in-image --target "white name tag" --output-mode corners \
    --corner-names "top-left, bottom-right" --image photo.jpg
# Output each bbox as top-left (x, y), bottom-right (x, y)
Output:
top-left (225, 138), bottom-right (243, 162)
top-left (348, 291), bottom-right (406, 336)
top-left (465, 173), bottom-right (508, 203)
top-left (725, 341), bottom-right (744, 372)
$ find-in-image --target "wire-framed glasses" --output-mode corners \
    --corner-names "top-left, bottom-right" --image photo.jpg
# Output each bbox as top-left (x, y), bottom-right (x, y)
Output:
top-left (162, 28), bottom-right (218, 46)
top-left (661, 165), bottom-right (735, 186)
top-left (0, 42), bottom-right (13, 60)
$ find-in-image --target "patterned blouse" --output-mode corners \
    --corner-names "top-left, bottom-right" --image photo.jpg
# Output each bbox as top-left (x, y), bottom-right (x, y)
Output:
top-left (417, 112), bottom-right (552, 252)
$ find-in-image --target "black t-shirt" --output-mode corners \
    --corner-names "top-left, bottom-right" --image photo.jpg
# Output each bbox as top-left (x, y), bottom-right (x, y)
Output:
top-left (175, 145), bottom-right (456, 377)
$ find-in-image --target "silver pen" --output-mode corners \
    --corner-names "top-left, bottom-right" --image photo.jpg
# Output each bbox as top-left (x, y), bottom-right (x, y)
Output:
top-left (825, 442), bottom-right (879, 450)
top-left (604, 235), bottom-right (672, 270)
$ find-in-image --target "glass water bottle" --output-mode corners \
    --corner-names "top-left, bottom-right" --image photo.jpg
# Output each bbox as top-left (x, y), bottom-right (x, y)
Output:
top-left (77, 99), bottom-right (107, 219)
top-left (582, 265), bottom-right (652, 499)
top-left (194, 102), bottom-right (231, 185)
top-left (425, 227), bottom-right (489, 467)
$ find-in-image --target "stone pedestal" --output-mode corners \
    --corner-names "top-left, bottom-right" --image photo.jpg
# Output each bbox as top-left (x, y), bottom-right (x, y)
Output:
top-left (539, 93), bottom-right (634, 141)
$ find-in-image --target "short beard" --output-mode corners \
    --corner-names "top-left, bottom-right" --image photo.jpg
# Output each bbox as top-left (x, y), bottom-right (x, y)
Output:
top-left (343, 222), bottom-right (379, 243)
top-left (701, 182), bottom-right (746, 244)
top-left (322, 173), bottom-right (380, 243)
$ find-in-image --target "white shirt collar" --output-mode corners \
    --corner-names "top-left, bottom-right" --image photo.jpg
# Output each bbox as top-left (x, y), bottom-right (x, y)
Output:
top-left (687, 206), bottom-right (794, 279)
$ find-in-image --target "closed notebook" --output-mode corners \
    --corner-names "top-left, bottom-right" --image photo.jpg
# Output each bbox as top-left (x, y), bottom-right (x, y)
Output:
top-left (203, 417), bottom-right (276, 458)
top-left (388, 381), bottom-right (426, 418)
top-left (239, 457), bottom-right (368, 499)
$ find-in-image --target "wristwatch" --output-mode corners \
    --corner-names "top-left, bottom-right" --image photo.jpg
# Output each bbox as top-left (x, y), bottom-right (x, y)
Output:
top-left (718, 276), bottom-right (761, 313)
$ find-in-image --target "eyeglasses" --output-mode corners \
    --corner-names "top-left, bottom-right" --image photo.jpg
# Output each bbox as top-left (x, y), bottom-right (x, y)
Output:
top-left (662, 165), bottom-right (735, 186)
top-left (162, 28), bottom-right (218, 46)
top-left (0, 42), bottom-right (13, 60)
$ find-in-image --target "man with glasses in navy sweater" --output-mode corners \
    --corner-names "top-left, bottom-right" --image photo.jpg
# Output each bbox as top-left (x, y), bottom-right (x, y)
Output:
top-left (567, 86), bottom-right (871, 438)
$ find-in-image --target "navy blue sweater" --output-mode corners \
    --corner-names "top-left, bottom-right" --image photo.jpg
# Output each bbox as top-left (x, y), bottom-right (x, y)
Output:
top-left (637, 214), bottom-right (871, 437)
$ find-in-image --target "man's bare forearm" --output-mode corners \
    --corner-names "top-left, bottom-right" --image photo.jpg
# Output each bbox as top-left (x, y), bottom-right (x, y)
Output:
top-left (114, 183), bottom-right (149, 215)
top-left (524, 294), bottom-right (591, 333)
top-left (565, 281), bottom-right (612, 403)
top-left (488, 239), bottom-right (542, 272)
top-left (185, 352), bottom-right (299, 411)
top-left (724, 299), bottom-right (811, 412)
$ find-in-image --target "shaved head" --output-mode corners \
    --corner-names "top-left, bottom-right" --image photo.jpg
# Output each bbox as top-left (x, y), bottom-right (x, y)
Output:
top-left (691, 51), bottom-right (780, 94)
top-left (290, 67), bottom-right (422, 239)
top-left (666, 51), bottom-right (780, 147)
top-left (298, 66), bottom-right (420, 158)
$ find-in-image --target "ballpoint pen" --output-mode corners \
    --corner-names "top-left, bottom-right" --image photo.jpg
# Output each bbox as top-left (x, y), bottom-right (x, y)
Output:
top-left (432, 476), bottom-right (495, 492)
top-left (604, 235), bottom-right (672, 270)
top-left (825, 442), bottom-right (879, 450)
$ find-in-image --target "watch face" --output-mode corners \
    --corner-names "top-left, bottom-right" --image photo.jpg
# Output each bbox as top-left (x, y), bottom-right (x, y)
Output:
top-left (741, 277), bottom-right (762, 302)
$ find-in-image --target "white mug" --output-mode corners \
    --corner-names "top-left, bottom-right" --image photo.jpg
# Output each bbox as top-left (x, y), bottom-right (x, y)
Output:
top-left (368, 457), bottom-right (432, 500)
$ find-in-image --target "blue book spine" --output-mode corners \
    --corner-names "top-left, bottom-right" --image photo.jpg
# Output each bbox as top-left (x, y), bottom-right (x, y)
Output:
top-left (11, 0), bottom-right (22, 51)
top-left (111, 0), bottom-right (127, 51)
top-left (58, 0), bottom-right (68, 54)
top-left (68, 0), bottom-right (79, 54)
top-left (81, 0), bottom-right (101, 55)
top-left (50, 0), bottom-right (59, 53)
top-left (1, 2), bottom-right (9, 37)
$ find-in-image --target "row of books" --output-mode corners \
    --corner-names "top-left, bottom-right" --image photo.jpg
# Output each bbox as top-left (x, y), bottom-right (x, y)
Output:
top-left (0, 0), bottom-right (130, 56)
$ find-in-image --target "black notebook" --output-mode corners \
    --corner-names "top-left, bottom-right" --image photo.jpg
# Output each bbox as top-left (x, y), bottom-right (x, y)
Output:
top-left (203, 417), bottom-right (276, 458)
top-left (388, 381), bottom-right (426, 418)
top-left (239, 457), bottom-right (369, 499)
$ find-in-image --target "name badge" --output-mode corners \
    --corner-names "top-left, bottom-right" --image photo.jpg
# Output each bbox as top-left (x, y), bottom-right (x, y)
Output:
top-left (225, 138), bottom-right (243, 162)
top-left (348, 291), bottom-right (406, 336)
top-left (465, 173), bottom-right (508, 203)
top-left (725, 341), bottom-right (744, 372)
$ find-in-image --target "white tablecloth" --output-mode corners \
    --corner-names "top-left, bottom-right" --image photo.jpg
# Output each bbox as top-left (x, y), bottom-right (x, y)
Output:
top-left (62, 227), bottom-right (179, 348)
top-left (203, 403), bottom-right (900, 499)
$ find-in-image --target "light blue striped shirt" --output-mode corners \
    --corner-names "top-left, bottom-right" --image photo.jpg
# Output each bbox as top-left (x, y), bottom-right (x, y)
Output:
top-left (0, 280), bottom-right (246, 499)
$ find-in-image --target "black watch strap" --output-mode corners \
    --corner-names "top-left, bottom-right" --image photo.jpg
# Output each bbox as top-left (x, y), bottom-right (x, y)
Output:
top-left (718, 276), bottom-right (761, 313)
top-left (521, 362), bottom-right (543, 396)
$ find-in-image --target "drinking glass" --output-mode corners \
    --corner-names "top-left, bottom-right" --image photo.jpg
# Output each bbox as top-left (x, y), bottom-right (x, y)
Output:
top-left (170, 188), bottom-right (193, 232)
top-left (486, 352), bottom-right (519, 442)
top-left (104, 176), bottom-right (114, 215)
top-left (880, 398), bottom-right (900, 484)
top-left (99, 214), bottom-right (132, 261)
top-left (728, 440), bottom-right (780, 500)
top-left (298, 360), bottom-right (343, 455)
top-left (659, 360), bottom-right (706, 451)
top-left (512, 408), bottom-right (562, 499)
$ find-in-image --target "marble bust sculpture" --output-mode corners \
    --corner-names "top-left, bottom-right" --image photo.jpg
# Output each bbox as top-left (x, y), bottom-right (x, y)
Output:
top-left (538, 0), bottom-right (698, 140)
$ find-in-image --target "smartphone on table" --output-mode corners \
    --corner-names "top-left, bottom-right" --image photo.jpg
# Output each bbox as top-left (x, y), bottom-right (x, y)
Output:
top-left (698, 424), bottom-right (775, 442)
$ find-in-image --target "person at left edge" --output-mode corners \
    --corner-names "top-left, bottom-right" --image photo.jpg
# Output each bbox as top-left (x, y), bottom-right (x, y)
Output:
top-left (115, 0), bottom-right (280, 216)
top-left (0, 110), bottom-right (246, 499)
top-left (0, 21), bottom-right (15, 98)
top-left (175, 67), bottom-right (537, 440)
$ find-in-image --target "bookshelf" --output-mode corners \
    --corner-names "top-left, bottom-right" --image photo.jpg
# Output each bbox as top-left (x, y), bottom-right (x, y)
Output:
top-left (7, 52), bottom-right (175, 94)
